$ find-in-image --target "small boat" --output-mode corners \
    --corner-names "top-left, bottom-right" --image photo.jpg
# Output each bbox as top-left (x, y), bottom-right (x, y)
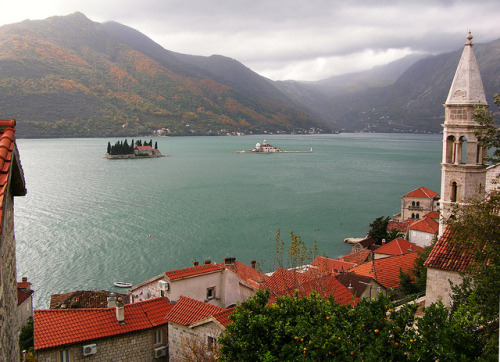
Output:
top-left (113, 282), bottom-right (132, 288)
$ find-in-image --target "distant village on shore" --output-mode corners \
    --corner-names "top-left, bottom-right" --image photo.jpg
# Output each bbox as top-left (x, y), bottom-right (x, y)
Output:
top-left (1, 32), bottom-right (499, 361)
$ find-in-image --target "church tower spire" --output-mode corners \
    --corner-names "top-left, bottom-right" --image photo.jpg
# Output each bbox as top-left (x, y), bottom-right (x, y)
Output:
top-left (439, 31), bottom-right (488, 235)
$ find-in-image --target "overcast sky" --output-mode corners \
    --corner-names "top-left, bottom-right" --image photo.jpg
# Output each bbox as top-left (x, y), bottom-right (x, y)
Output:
top-left (1, 0), bottom-right (499, 81)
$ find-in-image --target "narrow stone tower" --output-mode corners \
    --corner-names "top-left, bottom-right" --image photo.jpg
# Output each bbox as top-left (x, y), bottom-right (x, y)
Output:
top-left (439, 32), bottom-right (488, 235)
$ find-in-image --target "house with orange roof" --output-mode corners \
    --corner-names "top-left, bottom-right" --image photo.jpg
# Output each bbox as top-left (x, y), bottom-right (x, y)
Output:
top-left (408, 215), bottom-right (439, 247)
top-left (0, 119), bottom-right (27, 362)
top-left (349, 253), bottom-right (419, 297)
top-left (310, 255), bottom-right (357, 273)
top-left (17, 277), bottom-right (34, 334)
top-left (34, 297), bottom-right (172, 361)
top-left (338, 249), bottom-right (373, 265)
top-left (424, 226), bottom-right (473, 308)
top-left (387, 220), bottom-right (410, 239)
top-left (129, 257), bottom-right (268, 308)
top-left (399, 186), bottom-right (440, 221)
top-left (166, 296), bottom-right (233, 361)
top-left (335, 272), bottom-right (386, 299)
top-left (374, 238), bottom-right (423, 259)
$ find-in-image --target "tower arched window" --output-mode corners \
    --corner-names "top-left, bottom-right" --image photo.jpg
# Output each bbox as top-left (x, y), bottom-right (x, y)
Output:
top-left (411, 201), bottom-right (415, 207)
top-left (416, 213), bottom-right (420, 219)
top-left (445, 135), bottom-right (455, 163)
top-left (416, 201), bottom-right (420, 207)
top-left (411, 213), bottom-right (415, 219)
top-left (458, 136), bottom-right (467, 164)
top-left (451, 181), bottom-right (458, 202)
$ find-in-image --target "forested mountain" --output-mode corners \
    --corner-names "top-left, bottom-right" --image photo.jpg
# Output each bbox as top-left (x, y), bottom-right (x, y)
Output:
top-left (0, 12), bottom-right (324, 137)
top-left (0, 12), bottom-right (499, 137)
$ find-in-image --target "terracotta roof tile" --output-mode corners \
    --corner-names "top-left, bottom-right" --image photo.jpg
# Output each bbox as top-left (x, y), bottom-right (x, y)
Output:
top-left (34, 297), bottom-right (172, 350)
top-left (18, 288), bottom-right (33, 306)
top-left (260, 268), bottom-right (314, 294)
top-left (220, 261), bottom-right (268, 288)
top-left (335, 272), bottom-right (382, 298)
top-left (387, 221), bottom-right (409, 233)
top-left (403, 186), bottom-right (439, 199)
top-left (165, 263), bottom-right (223, 280)
top-left (338, 249), bottom-right (372, 265)
top-left (349, 253), bottom-right (419, 289)
top-left (166, 296), bottom-right (226, 326)
top-left (213, 308), bottom-right (234, 327)
top-left (423, 211), bottom-right (440, 220)
top-left (424, 226), bottom-right (473, 272)
top-left (50, 290), bottom-right (129, 309)
top-left (310, 256), bottom-right (356, 273)
top-left (410, 216), bottom-right (439, 234)
top-left (267, 274), bottom-right (359, 307)
top-left (375, 238), bottom-right (423, 256)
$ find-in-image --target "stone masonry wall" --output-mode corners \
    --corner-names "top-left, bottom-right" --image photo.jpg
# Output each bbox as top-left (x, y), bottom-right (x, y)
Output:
top-left (425, 267), bottom-right (463, 308)
top-left (37, 326), bottom-right (168, 362)
top-left (168, 322), bottom-right (222, 361)
top-left (0, 185), bottom-right (20, 361)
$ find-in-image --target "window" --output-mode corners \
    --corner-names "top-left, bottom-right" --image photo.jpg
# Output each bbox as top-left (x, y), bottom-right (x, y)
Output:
top-left (154, 329), bottom-right (162, 344)
top-left (206, 287), bottom-right (215, 300)
top-left (208, 336), bottom-right (216, 349)
top-left (59, 350), bottom-right (70, 362)
top-left (451, 182), bottom-right (458, 202)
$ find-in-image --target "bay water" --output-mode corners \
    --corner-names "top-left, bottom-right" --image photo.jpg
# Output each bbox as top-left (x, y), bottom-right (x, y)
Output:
top-left (15, 134), bottom-right (442, 308)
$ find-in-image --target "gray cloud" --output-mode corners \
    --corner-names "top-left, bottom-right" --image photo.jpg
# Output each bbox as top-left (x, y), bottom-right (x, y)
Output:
top-left (2, 0), bottom-right (499, 80)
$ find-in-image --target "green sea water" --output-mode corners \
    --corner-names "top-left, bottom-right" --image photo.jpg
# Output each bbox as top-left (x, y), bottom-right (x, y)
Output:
top-left (15, 134), bottom-right (442, 308)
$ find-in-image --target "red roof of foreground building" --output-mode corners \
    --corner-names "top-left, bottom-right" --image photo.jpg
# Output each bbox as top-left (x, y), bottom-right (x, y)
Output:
top-left (349, 253), bottom-right (419, 289)
top-left (310, 256), bottom-right (356, 273)
top-left (165, 263), bottom-right (223, 280)
top-left (410, 216), bottom-right (439, 234)
top-left (424, 226), bottom-right (474, 273)
top-left (423, 211), bottom-right (440, 220)
top-left (18, 289), bottom-right (33, 306)
top-left (375, 238), bottom-right (423, 256)
top-left (403, 186), bottom-right (439, 199)
top-left (34, 297), bottom-right (172, 350)
top-left (49, 290), bottom-right (129, 309)
top-left (212, 308), bottom-right (234, 327)
top-left (165, 296), bottom-right (226, 326)
top-left (0, 119), bottom-right (26, 234)
top-left (260, 268), bottom-right (314, 294)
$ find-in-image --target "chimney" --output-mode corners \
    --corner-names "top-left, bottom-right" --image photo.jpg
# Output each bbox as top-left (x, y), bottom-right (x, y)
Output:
top-left (381, 239), bottom-right (386, 245)
top-left (193, 261), bottom-right (199, 267)
top-left (250, 260), bottom-right (256, 269)
top-left (204, 259), bottom-right (211, 264)
top-left (224, 257), bottom-right (231, 265)
top-left (116, 297), bottom-right (125, 323)
top-left (107, 293), bottom-right (117, 308)
top-left (22, 277), bottom-right (27, 282)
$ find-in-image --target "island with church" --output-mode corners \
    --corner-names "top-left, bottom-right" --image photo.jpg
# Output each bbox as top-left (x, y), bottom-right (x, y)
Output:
top-left (104, 139), bottom-right (165, 159)
top-left (234, 140), bottom-right (313, 153)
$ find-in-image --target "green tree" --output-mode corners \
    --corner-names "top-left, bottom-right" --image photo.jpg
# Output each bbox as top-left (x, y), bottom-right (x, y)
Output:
top-left (474, 93), bottom-right (500, 163)
top-left (274, 229), bottom-right (317, 271)
top-left (219, 290), bottom-right (489, 361)
top-left (19, 317), bottom-right (33, 350)
top-left (107, 141), bottom-right (111, 154)
top-left (398, 244), bottom-right (433, 296)
top-left (368, 216), bottom-right (390, 244)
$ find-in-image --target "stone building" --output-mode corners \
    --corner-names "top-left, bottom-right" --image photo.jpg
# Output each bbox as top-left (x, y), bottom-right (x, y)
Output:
top-left (399, 186), bottom-right (440, 221)
top-left (34, 297), bottom-right (172, 361)
top-left (0, 119), bottom-right (26, 361)
top-left (438, 32), bottom-right (489, 236)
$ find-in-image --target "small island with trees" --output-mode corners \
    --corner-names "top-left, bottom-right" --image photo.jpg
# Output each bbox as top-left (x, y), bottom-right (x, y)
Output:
top-left (104, 139), bottom-right (165, 159)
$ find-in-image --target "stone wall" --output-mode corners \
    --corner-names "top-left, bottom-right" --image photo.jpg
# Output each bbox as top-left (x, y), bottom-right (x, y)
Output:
top-left (425, 267), bottom-right (463, 308)
top-left (36, 326), bottom-right (168, 362)
top-left (0, 185), bottom-right (20, 361)
top-left (168, 321), bottom-right (222, 361)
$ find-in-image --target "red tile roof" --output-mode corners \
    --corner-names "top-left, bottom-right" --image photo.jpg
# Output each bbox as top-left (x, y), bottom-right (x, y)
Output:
top-left (424, 226), bottom-right (473, 272)
top-left (403, 186), bottom-right (439, 199)
top-left (335, 272), bottom-right (382, 298)
top-left (387, 221), bottom-right (409, 233)
top-left (34, 297), bottom-right (172, 350)
top-left (0, 119), bottom-right (26, 234)
top-left (410, 216), bottom-right (439, 234)
top-left (268, 274), bottom-right (359, 306)
top-left (213, 308), bottom-right (234, 327)
top-left (349, 253), bottom-right (419, 289)
top-left (221, 261), bottom-right (268, 288)
top-left (165, 263), bottom-right (223, 280)
top-left (375, 238), bottom-right (423, 256)
top-left (310, 256), bottom-right (356, 273)
top-left (260, 268), bottom-right (314, 294)
top-left (166, 296), bottom-right (226, 326)
top-left (423, 211), bottom-right (440, 220)
top-left (50, 290), bottom-right (129, 309)
top-left (18, 288), bottom-right (33, 306)
top-left (338, 249), bottom-right (372, 265)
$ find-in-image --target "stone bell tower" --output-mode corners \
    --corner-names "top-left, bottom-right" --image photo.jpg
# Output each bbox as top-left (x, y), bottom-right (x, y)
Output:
top-left (439, 32), bottom-right (488, 235)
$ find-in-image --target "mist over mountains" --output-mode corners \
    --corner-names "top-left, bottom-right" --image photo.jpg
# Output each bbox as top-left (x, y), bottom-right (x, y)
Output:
top-left (0, 12), bottom-right (499, 137)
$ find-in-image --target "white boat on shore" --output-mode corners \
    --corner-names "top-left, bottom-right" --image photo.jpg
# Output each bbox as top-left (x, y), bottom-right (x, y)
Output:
top-left (113, 282), bottom-right (132, 288)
